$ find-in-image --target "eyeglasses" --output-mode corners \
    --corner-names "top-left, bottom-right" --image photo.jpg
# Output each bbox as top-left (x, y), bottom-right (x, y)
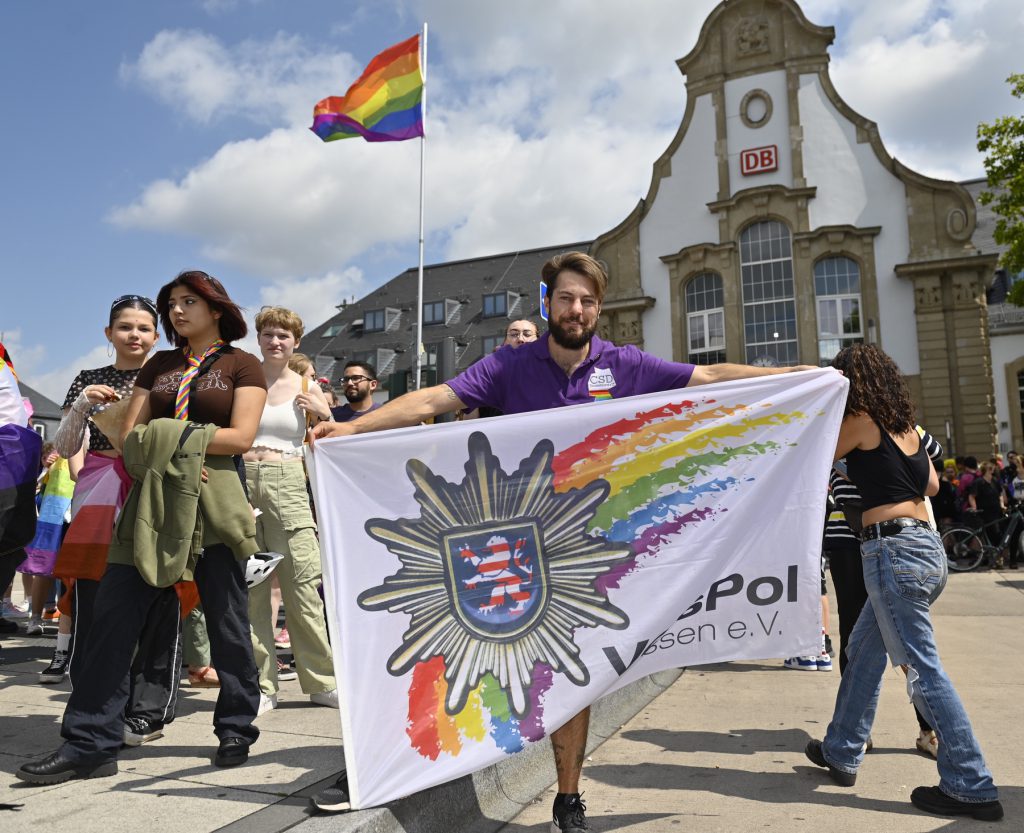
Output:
top-left (340, 374), bottom-right (373, 384)
top-left (506, 329), bottom-right (537, 339)
top-left (111, 294), bottom-right (157, 313)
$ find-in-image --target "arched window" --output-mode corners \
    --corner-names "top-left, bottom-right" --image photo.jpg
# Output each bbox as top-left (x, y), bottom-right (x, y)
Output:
top-left (740, 221), bottom-right (798, 365)
top-left (814, 256), bottom-right (863, 364)
top-left (684, 272), bottom-right (725, 365)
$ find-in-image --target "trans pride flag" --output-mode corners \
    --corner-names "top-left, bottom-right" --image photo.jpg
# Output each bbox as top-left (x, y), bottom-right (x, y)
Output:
top-left (309, 370), bottom-right (847, 808)
top-left (311, 34), bottom-right (424, 143)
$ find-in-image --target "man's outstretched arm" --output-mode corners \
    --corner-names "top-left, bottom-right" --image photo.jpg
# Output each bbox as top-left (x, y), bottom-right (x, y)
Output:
top-left (689, 362), bottom-right (816, 386)
top-left (311, 383), bottom-right (468, 439)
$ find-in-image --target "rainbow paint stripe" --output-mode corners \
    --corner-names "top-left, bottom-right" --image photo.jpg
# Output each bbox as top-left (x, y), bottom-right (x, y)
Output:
top-left (311, 35), bottom-right (424, 143)
top-left (404, 396), bottom-right (808, 759)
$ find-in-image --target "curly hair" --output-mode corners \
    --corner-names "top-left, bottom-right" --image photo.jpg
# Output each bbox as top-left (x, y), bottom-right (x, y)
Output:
top-left (832, 344), bottom-right (915, 435)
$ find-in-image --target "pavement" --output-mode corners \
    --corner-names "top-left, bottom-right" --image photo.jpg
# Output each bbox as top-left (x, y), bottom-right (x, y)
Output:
top-left (1, 567), bottom-right (1021, 833)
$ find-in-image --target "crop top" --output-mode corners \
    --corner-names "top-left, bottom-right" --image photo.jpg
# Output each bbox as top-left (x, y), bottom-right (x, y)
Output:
top-left (251, 397), bottom-right (306, 457)
top-left (63, 366), bottom-right (142, 453)
top-left (845, 424), bottom-right (931, 511)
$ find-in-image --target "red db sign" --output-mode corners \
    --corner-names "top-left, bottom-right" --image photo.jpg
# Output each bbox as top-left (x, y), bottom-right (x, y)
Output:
top-left (740, 145), bottom-right (778, 175)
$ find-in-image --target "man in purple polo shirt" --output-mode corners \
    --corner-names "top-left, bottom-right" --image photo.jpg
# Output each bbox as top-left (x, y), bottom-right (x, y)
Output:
top-left (311, 251), bottom-right (812, 828)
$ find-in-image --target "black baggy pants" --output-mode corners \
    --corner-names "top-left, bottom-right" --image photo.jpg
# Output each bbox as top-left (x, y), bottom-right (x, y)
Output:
top-left (60, 545), bottom-right (260, 760)
top-left (70, 578), bottom-right (183, 726)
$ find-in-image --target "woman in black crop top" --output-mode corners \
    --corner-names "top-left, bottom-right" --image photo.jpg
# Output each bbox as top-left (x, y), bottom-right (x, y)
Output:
top-left (804, 345), bottom-right (1001, 820)
top-left (18, 272), bottom-right (267, 786)
top-left (45, 296), bottom-right (164, 693)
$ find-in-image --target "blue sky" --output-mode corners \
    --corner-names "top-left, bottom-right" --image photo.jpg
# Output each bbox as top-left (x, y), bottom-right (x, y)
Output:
top-left (2, 0), bottom-right (1022, 403)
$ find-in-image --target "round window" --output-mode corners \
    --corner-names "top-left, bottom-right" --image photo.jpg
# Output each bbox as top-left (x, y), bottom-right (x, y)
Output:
top-left (740, 89), bottom-right (773, 129)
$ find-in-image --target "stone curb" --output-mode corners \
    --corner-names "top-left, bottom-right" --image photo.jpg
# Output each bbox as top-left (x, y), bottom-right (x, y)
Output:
top-left (226, 668), bottom-right (683, 833)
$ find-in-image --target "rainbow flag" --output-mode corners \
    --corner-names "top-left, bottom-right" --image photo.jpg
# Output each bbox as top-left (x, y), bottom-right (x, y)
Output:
top-left (311, 34), bottom-right (424, 143)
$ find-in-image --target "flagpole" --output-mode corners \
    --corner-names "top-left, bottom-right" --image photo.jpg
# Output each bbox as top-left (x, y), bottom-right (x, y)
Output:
top-left (414, 22), bottom-right (428, 390)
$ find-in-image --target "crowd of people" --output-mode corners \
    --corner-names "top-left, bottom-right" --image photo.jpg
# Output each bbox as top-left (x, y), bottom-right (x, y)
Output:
top-left (0, 252), bottom-right (1007, 826)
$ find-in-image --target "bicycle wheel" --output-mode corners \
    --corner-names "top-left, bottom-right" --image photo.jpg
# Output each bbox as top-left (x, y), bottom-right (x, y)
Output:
top-left (942, 526), bottom-right (986, 572)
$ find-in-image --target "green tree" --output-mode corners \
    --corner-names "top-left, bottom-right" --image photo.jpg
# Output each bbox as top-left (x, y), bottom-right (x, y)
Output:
top-left (977, 73), bottom-right (1024, 306)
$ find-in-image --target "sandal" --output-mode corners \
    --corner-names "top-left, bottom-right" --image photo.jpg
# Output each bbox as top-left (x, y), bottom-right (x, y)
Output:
top-left (188, 665), bottom-right (221, 688)
top-left (916, 728), bottom-right (938, 758)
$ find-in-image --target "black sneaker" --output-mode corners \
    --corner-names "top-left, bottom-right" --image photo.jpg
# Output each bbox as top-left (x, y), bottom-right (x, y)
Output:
top-left (824, 634), bottom-right (834, 657)
top-left (123, 716), bottom-right (164, 747)
top-left (39, 650), bottom-right (69, 684)
top-left (311, 771), bottom-right (351, 813)
top-left (552, 792), bottom-right (589, 832)
top-left (804, 739), bottom-right (856, 786)
top-left (0, 616), bottom-right (19, 634)
top-left (910, 786), bottom-right (1003, 821)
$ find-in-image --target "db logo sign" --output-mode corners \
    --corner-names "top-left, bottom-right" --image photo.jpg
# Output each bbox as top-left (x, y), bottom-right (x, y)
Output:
top-left (740, 145), bottom-right (778, 176)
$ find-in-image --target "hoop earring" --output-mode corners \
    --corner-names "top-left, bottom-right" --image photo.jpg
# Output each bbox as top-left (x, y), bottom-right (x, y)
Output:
top-left (107, 342), bottom-right (114, 358)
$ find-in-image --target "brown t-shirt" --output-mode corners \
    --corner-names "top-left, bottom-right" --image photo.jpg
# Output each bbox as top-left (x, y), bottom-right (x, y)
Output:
top-left (134, 347), bottom-right (266, 427)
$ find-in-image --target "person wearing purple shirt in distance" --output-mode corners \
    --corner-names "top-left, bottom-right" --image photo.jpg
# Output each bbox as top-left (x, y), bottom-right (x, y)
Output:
top-left (308, 251), bottom-right (814, 827)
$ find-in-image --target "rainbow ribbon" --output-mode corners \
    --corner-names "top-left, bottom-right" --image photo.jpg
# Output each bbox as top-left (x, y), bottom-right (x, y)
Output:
top-left (174, 340), bottom-right (224, 421)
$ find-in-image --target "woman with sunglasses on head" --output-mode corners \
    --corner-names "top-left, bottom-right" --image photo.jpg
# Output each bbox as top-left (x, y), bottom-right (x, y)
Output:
top-left (44, 297), bottom-right (168, 706)
top-left (18, 273), bottom-right (267, 785)
top-left (804, 344), bottom-right (1001, 821)
top-left (243, 307), bottom-right (337, 714)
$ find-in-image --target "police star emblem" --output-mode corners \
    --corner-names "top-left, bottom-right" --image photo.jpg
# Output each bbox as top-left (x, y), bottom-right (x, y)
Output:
top-left (358, 432), bottom-right (632, 717)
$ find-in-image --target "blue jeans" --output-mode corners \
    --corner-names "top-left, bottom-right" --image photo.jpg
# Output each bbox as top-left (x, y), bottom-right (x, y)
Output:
top-left (821, 525), bottom-right (997, 803)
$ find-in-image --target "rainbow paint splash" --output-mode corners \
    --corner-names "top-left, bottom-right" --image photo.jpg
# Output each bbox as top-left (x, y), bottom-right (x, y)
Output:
top-left (405, 396), bottom-right (806, 759)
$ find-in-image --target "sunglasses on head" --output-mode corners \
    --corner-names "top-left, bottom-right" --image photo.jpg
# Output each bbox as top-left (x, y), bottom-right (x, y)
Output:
top-left (111, 294), bottom-right (157, 314)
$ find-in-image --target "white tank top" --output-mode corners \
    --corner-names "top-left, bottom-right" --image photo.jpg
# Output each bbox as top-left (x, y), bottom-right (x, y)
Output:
top-left (251, 398), bottom-right (305, 457)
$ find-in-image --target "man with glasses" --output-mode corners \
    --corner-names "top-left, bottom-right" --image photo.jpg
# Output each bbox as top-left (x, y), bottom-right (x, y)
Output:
top-left (330, 362), bottom-right (380, 423)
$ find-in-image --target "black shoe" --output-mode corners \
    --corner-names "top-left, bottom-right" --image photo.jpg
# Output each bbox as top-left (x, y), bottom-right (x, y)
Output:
top-left (804, 739), bottom-right (857, 786)
top-left (123, 716), bottom-right (164, 747)
top-left (214, 737), bottom-right (250, 767)
top-left (311, 770), bottom-right (352, 814)
top-left (552, 792), bottom-right (589, 832)
top-left (0, 617), bottom-right (18, 634)
top-left (15, 748), bottom-right (117, 785)
top-left (824, 634), bottom-right (835, 657)
top-left (911, 786), bottom-right (1003, 821)
top-left (39, 650), bottom-right (69, 684)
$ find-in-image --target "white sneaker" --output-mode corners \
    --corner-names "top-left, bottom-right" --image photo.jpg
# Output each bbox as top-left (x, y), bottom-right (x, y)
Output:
top-left (309, 689), bottom-right (339, 709)
top-left (23, 617), bottom-right (44, 636)
top-left (2, 599), bottom-right (30, 619)
top-left (257, 693), bottom-right (278, 715)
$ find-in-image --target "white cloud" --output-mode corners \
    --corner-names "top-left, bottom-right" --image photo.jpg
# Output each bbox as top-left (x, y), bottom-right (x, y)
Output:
top-left (9, 336), bottom-right (111, 405)
top-left (121, 29), bottom-right (360, 126)
top-left (258, 267), bottom-right (367, 336)
top-left (111, 1), bottom-right (1024, 293)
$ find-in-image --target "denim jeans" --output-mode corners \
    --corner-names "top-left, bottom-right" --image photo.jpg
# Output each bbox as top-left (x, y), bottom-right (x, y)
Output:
top-left (821, 525), bottom-right (997, 803)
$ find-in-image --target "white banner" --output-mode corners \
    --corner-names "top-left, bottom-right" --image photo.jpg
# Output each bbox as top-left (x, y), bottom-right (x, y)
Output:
top-left (308, 369), bottom-right (848, 808)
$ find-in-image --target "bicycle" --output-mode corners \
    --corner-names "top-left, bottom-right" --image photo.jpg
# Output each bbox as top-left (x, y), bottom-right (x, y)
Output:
top-left (941, 504), bottom-right (1024, 572)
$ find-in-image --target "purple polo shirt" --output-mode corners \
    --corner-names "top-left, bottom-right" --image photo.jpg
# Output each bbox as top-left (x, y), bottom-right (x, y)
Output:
top-left (447, 333), bottom-right (695, 415)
